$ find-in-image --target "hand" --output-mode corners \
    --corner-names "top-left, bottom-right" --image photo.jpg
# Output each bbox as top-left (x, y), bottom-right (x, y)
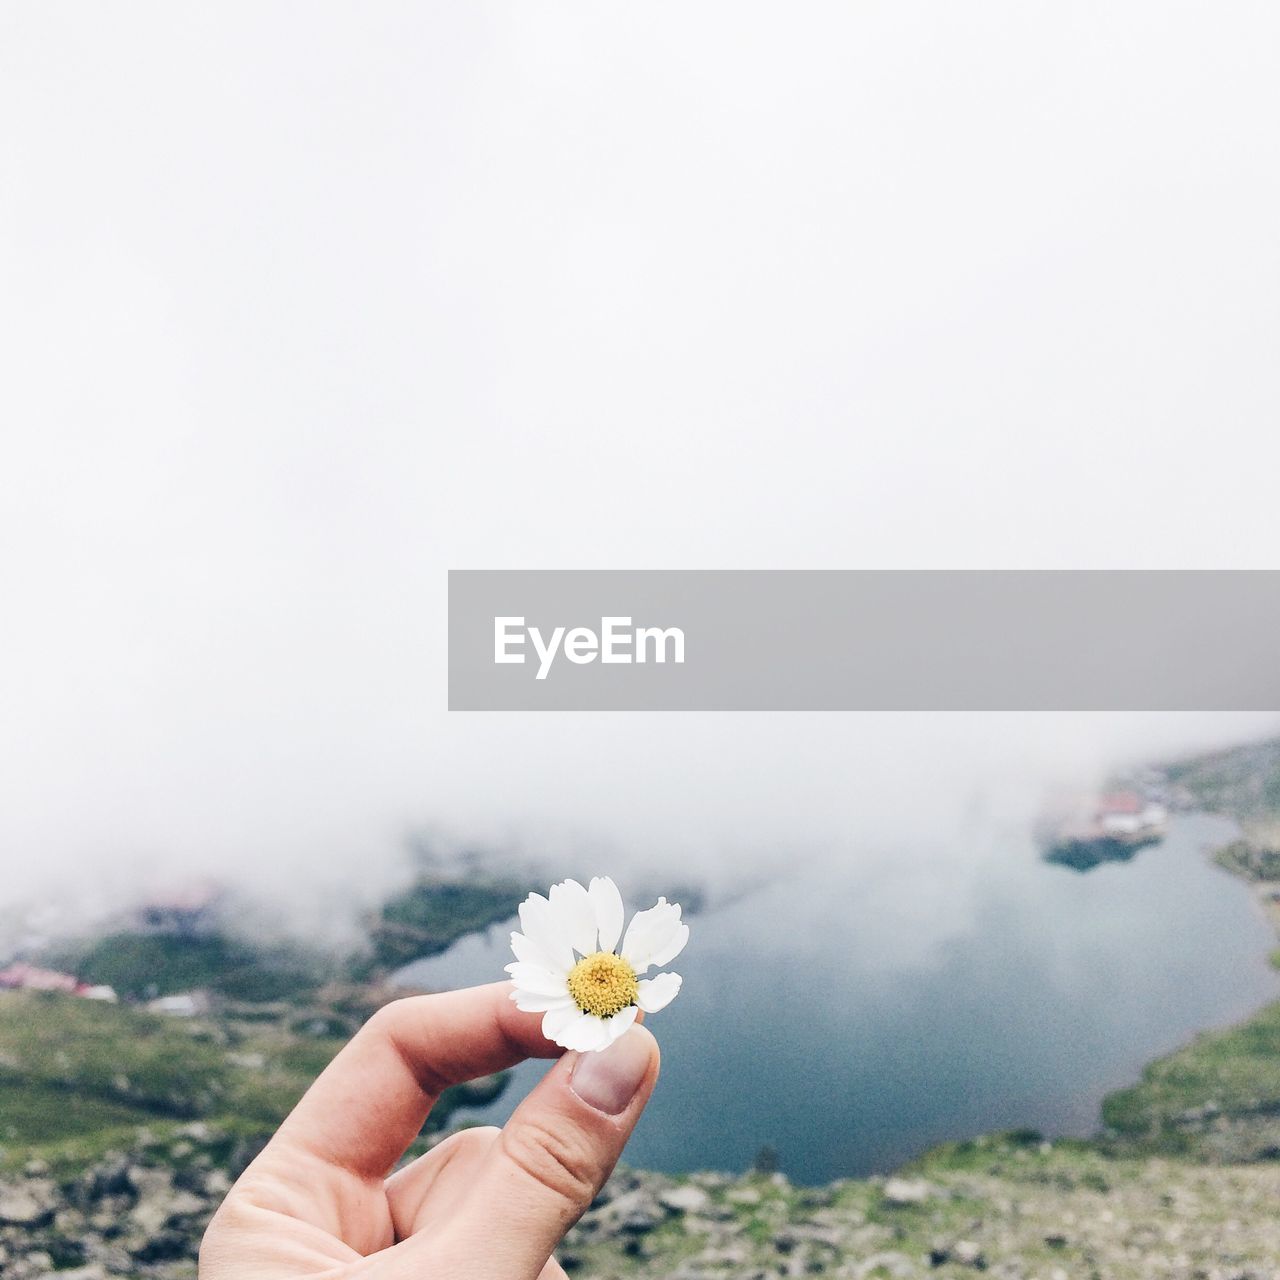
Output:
top-left (199, 981), bottom-right (660, 1279)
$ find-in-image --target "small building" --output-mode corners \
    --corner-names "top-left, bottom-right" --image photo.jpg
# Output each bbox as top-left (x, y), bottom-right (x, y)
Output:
top-left (147, 991), bottom-right (210, 1017)
top-left (0, 962), bottom-right (81, 994)
top-left (1097, 791), bottom-right (1168, 838)
top-left (0, 963), bottom-right (119, 1002)
top-left (1041, 787), bottom-right (1171, 870)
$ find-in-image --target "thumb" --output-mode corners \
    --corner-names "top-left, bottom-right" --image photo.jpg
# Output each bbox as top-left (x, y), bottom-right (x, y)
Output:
top-left (430, 1024), bottom-right (660, 1279)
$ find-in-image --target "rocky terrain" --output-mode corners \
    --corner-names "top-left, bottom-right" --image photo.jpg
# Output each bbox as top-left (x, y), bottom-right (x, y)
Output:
top-left (0, 1125), bottom-right (242, 1279)
top-left (4, 1126), bottom-right (1280, 1280)
top-left (567, 1145), bottom-right (1280, 1280)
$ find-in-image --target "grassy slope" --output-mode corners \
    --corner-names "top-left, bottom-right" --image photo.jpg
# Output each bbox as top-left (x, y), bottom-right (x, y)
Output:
top-left (359, 874), bottom-right (530, 973)
top-left (45, 931), bottom-right (336, 1002)
top-left (0, 992), bottom-right (345, 1152)
top-left (1085, 737), bottom-right (1280, 1157)
top-left (1, 873), bottom-right (529, 1169)
top-left (0, 994), bottom-right (498, 1172)
top-left (1101, 1003), bottom-right (1280, 1148)
top-left (37, 873), bottom-right (528, 1000)
top-left (1165, 736), bottom-right (1280, 859)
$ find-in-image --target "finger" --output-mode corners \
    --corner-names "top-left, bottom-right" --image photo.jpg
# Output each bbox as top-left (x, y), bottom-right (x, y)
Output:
top-left (385, 1127), bottom-right (500, 1239)
top-left (385, 1133), bottom-right (572, 1280)
top-left (266, 983), bottom-right (561, 1180)
top-left (430, 1025), bottom-right (660, 1280)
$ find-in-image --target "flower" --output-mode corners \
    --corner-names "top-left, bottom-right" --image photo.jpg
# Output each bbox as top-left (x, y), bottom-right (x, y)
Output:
top-left (506, 876), bottom-right (688, 1052)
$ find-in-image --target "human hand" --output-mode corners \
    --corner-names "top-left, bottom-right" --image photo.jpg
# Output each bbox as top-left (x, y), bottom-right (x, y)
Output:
top-left (199, 981), bottom-right (660, 1279)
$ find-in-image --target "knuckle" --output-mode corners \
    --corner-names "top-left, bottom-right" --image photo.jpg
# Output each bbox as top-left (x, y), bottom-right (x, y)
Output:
top-left (198, 1191), bottom-right (266, 1264)
top-left (432, 1125), bottom-right (501, 1167)
top-left (500, 1118), bottom-right (601, 1213)
top-left (359, 999), bottom-right (402, 1044)
top-left (362, 997), bottom-right (452, 1097)
top-left (365, 994), bottom-right (415, 1034)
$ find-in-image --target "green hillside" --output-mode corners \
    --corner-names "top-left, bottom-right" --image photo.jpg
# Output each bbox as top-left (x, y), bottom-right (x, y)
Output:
top-left (0, 990), bottom-right (502, 1173)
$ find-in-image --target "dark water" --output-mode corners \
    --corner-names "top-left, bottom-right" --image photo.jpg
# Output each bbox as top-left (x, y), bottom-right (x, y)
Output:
top-left (399, 815), bottom-right (1279, 1184)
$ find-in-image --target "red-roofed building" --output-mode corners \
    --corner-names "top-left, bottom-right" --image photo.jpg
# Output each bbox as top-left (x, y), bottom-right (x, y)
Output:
top-left (0, 962), bottom-right (81, 994)
top-left (1098, 791), bottom-right (1144, 815)
top-left (1097, 791), bottom-right (1168, 838)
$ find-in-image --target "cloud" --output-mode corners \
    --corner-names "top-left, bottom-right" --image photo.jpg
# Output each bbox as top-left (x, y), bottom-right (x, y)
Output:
top-left (1, 4), bottom-right (1278, 924)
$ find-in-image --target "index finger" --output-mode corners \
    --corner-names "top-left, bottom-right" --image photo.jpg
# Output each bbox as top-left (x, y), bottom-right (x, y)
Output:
top-left (267, 982), bottom-right (562, 1180)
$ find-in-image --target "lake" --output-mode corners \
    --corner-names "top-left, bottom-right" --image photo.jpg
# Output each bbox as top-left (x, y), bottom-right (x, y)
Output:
top-left (399, 814), bottom-right (1279, 1184)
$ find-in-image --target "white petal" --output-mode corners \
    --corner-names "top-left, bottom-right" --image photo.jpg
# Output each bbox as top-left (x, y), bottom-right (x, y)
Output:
top-left (548, 879), bottom-right (598, 956)
top-left (548, 1011), bottom-right (608, 1052)
top-left (603, 1004), bottom-right (639, 1043)
top-left (510, 930), bottom-right (565, 975)
top-left (621, 898), bottom-right (690, 973)
top-left (589, 876), bottom-right (625, 953)
top-left (569, 1014), bottom-right (613, 1053)
top-left (542, 1002), bottom-right (583, 1043)
top-left (636, 972), bottom-right (682, 1013)
top-left (505, 962), bottom-right (570, 997)
top-left (518, 893), bottom-right (574, 970)
top-left (517, 892), bottom-right (555, 947)
top-left (513, 990), bottom-right (575, 1014)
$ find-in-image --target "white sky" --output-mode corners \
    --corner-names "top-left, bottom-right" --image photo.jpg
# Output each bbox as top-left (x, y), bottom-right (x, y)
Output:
top-left (2, 4), bottom-right (1278, 918)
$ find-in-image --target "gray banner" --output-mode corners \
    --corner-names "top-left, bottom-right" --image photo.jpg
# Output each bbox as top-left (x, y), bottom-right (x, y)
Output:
top-left (448, 571), bottom-right (1280, 711)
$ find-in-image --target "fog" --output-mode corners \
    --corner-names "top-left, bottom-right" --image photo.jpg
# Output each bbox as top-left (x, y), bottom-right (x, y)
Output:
top-left (2, 5), bottom-right (1279, 936)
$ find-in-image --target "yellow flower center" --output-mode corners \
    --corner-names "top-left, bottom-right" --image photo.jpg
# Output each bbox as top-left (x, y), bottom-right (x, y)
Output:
top-left (566, 951), bottom-right (638, 1019)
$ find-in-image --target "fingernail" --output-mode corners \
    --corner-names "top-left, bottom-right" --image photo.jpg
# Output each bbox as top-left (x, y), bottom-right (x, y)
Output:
top-left (569, 1027), bottom-right (653, 1115)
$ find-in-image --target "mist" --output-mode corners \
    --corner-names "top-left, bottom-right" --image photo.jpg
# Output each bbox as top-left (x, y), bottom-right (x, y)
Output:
top-left (3, 4), bottom-right (1279, 937)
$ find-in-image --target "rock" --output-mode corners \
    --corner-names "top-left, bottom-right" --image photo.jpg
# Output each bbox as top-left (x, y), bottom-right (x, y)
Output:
top-left (882, 1177), bottom-right (933, 1206)
top-left (694, 1244), bottom-right (752, 1266)
top-left (91, 1242), bottom-right (133, 1273)
top-left (87, 1209), bottom-right (124, 1233)
top-left (855, 1250), bottom-right (916, 1277)
top-left (0, 1181), bottom-right (57, 1227)
top-left (797, 1186), bottom-right (836, 1209)
top-left (128, 1228), bottom-right (191, 1263)
top-left (76, 1157), bottom-right (133, 1206)
top-left (126, 1165), bottom-right (172, 1198)
top-left (619, 1206), bottom-right (662, 1234)
top-left (43, 1227), bottom-right (87, 1269)
top-left (953, 1239), bottom-right (986, 1268)
top-left (658, 1185), bottom-right (711, 1214)
top-left (128, 1186), bottom-right (208, 1237)
top-left (590, 1187), bottom-right (661, 1234)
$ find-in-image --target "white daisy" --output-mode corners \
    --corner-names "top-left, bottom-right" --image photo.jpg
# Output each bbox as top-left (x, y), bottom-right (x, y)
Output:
top-left (506, 876), bottom-right (688, 1052)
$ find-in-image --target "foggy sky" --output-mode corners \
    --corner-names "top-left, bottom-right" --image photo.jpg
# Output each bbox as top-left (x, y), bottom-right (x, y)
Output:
top-left (2, 4), bottom-right (1279, 925)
